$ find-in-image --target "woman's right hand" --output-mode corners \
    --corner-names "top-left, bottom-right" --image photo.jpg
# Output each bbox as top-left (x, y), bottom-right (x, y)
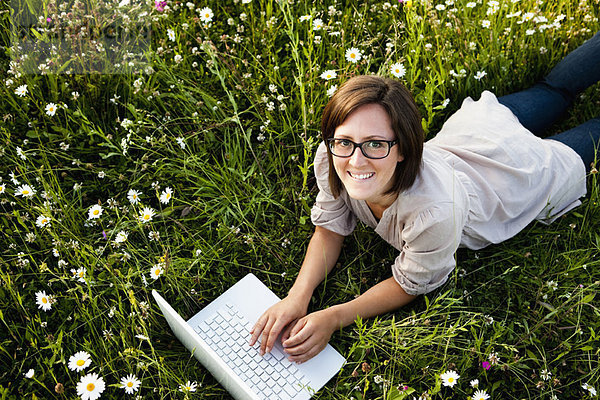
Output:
top-left (249, 295), bottom-right (308, 356)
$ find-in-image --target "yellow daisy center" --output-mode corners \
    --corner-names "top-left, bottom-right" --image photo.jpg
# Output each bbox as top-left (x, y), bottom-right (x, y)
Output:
top-left (166, 193), bottom-right (171, 199)
top-left (93, 210), bottom-right (99, 215)
top-left (77, 359), bottom-right (85, 366)
top-left (144, 214), bottom-right (150, 220)
top-left (155, 269), bottom-right (161, 275)
top-left (350, 53), bottom-right (356, 58)
top-left (448, 378), bottom-right (454, 383)
top-left (79, 272), bottom-right (84, 277)
top-left (23, 190), bottom-right (30, 195)
top-left (87, 383), bottom-right (95, 392)
top-left (127, 382), bottom-right (133, 387)
top-left (42, 297), bottom-right (48, 304)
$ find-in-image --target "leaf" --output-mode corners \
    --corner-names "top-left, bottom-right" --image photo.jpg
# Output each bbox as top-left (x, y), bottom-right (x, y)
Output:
top-left (581, 293), bottom-right (595, 304)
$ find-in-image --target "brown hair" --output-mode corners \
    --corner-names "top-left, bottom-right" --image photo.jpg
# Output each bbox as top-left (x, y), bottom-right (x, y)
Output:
top-left (320, 75), bottom-right (424, 197)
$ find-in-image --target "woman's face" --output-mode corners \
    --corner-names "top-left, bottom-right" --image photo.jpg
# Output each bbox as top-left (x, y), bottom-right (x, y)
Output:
top-left (332, 103), bottom-right (404, 208)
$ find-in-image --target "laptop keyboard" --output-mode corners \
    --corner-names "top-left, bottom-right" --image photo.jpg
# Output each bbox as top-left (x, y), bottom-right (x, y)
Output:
top-left (194, 303), bottom-right (310, 400)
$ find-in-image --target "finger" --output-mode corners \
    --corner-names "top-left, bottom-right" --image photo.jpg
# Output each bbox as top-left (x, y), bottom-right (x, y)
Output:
top-left (265, 319), bottom-right (287, 353)
top-left (281, 319), bottom-right (298, 343)
top-left (289, 342), bottom-right (324, 364)
top-left (283, 320), bottom-right (310, 348)
top-left (249, 315), bottom-right (267, 346)
top-left (259, 318), bottom-right (276, 355)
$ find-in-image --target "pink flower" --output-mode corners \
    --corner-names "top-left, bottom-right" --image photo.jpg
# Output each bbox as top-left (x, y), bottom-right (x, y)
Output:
top-left (155, 0), bottom-right (167, 11)
top-left (482, 361), bottom-right (491, 370)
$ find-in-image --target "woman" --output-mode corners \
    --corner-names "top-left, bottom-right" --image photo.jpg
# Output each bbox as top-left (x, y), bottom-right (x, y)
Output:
top-left (250, 31), bottom-right (600, 363)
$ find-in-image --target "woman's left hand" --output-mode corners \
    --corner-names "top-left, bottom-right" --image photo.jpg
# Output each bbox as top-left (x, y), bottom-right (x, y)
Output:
top-left (281, 308), bottom-right (339, 363)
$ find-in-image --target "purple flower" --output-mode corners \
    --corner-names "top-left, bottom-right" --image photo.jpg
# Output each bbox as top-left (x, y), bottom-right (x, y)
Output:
top-left (102, 230), bottom-right (107, 239)
top-left (155, 0), bottom-right (167, 11)
top-left (482, 361), bottom-right (491, 370)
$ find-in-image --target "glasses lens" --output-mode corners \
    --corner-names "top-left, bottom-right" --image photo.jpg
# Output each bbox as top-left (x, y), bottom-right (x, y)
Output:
top-left (363, 141), bottom-right (390, 158)
top-left (329, 139), bottom-right (354, 157)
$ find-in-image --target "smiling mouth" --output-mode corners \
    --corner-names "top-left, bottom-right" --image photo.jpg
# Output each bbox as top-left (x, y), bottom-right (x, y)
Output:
top-left (348, 172), bottom-right (375, 180)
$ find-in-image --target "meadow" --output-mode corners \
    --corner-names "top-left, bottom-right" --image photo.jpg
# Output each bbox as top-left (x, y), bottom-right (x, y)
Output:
top-left (1, 0), bottom-right (599, 399)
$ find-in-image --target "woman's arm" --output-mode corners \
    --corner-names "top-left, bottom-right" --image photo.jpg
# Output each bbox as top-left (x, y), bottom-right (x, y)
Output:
top-left (249, 225), bottom-right (345, 355)
top-left (282, 277), bottom-right (416, 363)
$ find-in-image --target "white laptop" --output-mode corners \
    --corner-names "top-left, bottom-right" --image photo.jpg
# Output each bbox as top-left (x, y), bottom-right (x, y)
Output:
top-left (152, 273), bottom-right (346, 400)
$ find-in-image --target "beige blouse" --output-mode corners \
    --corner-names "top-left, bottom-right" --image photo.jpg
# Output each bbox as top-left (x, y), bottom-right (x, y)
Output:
top-left (311, 91), bottom-right (587, 296)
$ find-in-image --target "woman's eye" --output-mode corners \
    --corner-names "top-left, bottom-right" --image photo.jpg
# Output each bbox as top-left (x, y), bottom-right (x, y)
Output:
top-left (338, 139), bottom-right (352, 147)
top-left (367, 141), bottom-right (383, 149)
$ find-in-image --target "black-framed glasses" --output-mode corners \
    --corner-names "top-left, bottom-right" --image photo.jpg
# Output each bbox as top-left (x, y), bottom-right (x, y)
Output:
top-left (327, 138), bottom-right (397, 159)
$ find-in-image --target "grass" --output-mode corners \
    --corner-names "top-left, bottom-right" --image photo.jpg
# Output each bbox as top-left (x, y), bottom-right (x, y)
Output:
top-left (1, 0), bottom-right (599, 399)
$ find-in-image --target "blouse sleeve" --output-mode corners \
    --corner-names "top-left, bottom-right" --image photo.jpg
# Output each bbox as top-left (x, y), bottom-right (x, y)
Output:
top-left (310, 142), bottom-right (357, 236)
top-left (392, 203), bottom-right (464, 296)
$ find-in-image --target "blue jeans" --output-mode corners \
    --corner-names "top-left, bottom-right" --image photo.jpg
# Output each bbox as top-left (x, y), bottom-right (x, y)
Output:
top-left (498, 31), bottom-right (600, 172)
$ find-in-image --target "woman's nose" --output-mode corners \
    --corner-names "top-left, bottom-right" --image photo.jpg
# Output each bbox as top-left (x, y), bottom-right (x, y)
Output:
top-left (349, 147), bottom-right (368, 166)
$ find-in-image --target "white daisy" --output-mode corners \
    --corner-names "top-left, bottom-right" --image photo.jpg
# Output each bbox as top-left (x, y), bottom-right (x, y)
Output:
top-left (35, 291), bottom-right (53, 311)
top-left (139, 207), bottom-right (156, 223)
top-left (0, 183), bottom-right (5, 194)
top-left (45, 102), bottom-right (58, 117)
top-left (15, 184), bottom-right (36, 198)
top-left (440, 370), bottom-right (460, 387)
top-left (36, 215), bottom-right (51, 228)
top-left (127, 189), bottom-right (142, 204)
top-left (390, 62), bottom-right (406, 78)
top-left (68, 351), bottom-right (92, 372)
top-left (77, 373), bottom-right (105, 400)
top-left (24, 369), bottom-right (35, 378)
top-left (326, 85), bottom-right (338, 97)
top-left (474, 70), bottom-right (487, 80)
top-left (473, 389), bottom-right (490, 400)
top-left (150, 264), bottom-right (164, 280)
top-left (320, 69), bottom-right (337, 80)
top-left (88, 204), bottom-right (103, 220)
top-left (15, 84), bottom-right (28, 97)
top-left (120, 374), bottom-right (141, 394)
top-left (345, 47), bottom-right (362, 63)
top-left (167, 28), bottom-right (175, 42)
top-left (115, 230), bottom-right (128, 243)
top-left (159, 187), bottom-right (173, 204)
top-left (71, 267), bottom-right (86, 283)
top-left (313, 18), bottom-right (324, 30)
top-left (299, 15), bottom-right (311, 22)
top-left (583, 383), bottom-right (597, 396)
top-left (179, 380), bottom-right (198, 392)
top-left (199, 7), bottom-right (213, 23)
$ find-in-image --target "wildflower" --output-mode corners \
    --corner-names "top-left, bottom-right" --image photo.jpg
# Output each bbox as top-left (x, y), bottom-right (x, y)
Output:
top-left (488, 352), bottom-right (500, 365)
top-left (150, 264), bottom-right (164, 279)
top-left (35, 291), bottom-right (53, 311)
top-left (167, 29), bottom-right (175, 41)
top-left (115, 231), bottom-right (128, 243)
top-left (15, 184), bottom-right (36, 197)
top-left (299, 15), bottom-right (311, 22)
top-left (176, 137), bottom-right (185, 149)
top-left (440, 370), bottom-right (460, 387)
top-left (547, 280), bottom-right (558, 290)
top-left (313, 18), bottom-right (324, 30)
top-left (159, 187), bottom-right (173, 204)
top-left (199, 7), bottom-right (213, 23)
top-left (466, 1), bottom-right (476, 7)
top-left (482, 361), bottom-right (491, 370)
top-left (148, 231), bottom-right (160, 241)
top-left (68, 351), bottom-right (92, 372)
top-left (470, 379), bottom-right (479, 387)
top-left (179, 381), bottom-right (198, 392)
top-left (15, 84), bottom-right (28, 97)
top-left (474, 71), bottom-right (487, 80)
top-left (71, 267), bottom-right (86, 283)
top-left (24, 369), bottom-right (35, 378)
top-left (120, 374), bottom-right (141, 394)
top-left (320, 70), bottom-right (337, 80)
top-left (473, 389), bottom-right (490, 400)
top-left (582, 383), bottom-right (597, 396)
top-left (481, 20), bottom-right (491, 28)
top-left (345, 47), bottom-right (362, 63)
top-left (390, 62), bottom-right (406, 78)
top-left (88, 204), bottom-right (103, 220)
top-left (77, 373), bottom-right (105, 400)
top-left (540, 369), bottom-right (552, 381)
top-left (36, 215), bottom-right (51, 228)
top-left (97, 171), bottom-right (105, 178)
top-left (139, 207), bottom-right (155, 223)
top-left (45, 103), bottom-right (58, 117)
top-left (155, 0), bottom-right (167, 11)
top-left (326, 85), bottom-right (338, 97)
top-left (374, 375), bottom-right (383, 384)
top-left (127, 189), bottom-right (142, 204)
top-left (0, 183), bottom-right (5, 194)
